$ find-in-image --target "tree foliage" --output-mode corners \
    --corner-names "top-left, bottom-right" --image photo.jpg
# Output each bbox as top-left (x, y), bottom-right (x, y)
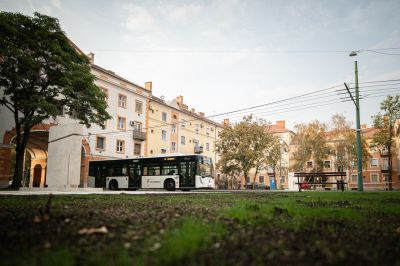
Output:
top-left (292, 120), bottom-right (328, 172)
top-left (266, 134), bottom-right (288, 185)
top-left (330, 114), bottom-right (369, 172)
top-left (372, 95), bottom-right (400, 186)
top-left (215, 116), bottom-right (274, 189)
top-left (0, 12), bottom-right (111, 187)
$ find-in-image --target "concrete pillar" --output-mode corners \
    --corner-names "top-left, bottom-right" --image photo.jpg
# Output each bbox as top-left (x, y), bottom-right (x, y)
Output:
top-left (47, 123), bottom-right (83, 189)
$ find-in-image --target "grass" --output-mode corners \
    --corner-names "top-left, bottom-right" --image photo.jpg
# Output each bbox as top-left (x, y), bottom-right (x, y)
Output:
top-left (0, 191), bottom-right (399, 265)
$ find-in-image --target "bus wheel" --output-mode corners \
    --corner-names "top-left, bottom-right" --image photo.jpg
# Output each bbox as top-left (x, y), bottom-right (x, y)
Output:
top-left (109, 180), bottom-right (118, 190)
top-left (165, 179), bottom-right (175, 191)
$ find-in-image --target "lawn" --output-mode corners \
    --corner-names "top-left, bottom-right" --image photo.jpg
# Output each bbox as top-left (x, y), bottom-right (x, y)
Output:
top-left (0, 191), bottom-right (399, 265)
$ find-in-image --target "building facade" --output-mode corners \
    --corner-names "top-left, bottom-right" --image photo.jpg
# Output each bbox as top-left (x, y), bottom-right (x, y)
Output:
top-left (0, 52), bottom-right (151, 188)
top-left (146, 95), bottom-right (222, 166)
top-left (288, 124), bottom-right (400, 190)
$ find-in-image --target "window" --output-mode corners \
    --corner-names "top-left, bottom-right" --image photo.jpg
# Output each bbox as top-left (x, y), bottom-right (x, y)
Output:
top-left (351, 174), bottom-right (357, 183)
top-left (135, 121), bottom-right (142, 132)
top-left (181, 119), bottom-right (186, 128)
top-left (161, 149), bottom-right (167, 154)
top-left (171, 142), bottom-right (176, 152)
top-left (382, 158), bottom-right (389, 170)
top-left (206, 132), bottom-right (210, 137)
top-left (134, 143), bottom-right (141, 156)
top-left (382, 174), bottom-right (389, 182)
top-left (116, 140), bottom-right (125, 153)
top-left (195, 128), bottom-right (199, 135)
top-left (117, 117), bottom-right (126, 130)
top-left (172, 124), bottom-right (176, 133)
top-left (206, 143), bottom-right (209, 151)
top-left (118, 94), bottom-right (127, 108)
top-left (259, 176), bottom-right (264, 184)
top-left (246, 176), bottom-right (250, 184)
top-left (161, 130), bottom-right (167, 141)
top-left (307, 161), bottom-right (313, 168)
top-left (371, 173), bottom-right (379, 183)
top-left (144, 166), bottom-right (160, 175)
top-left (162, 164), bottom-right (178, 175)
top-left (96, 136), bottom-right (105, 150)
top-left (324, 160), bottom-right (331, 169)
top-left (162, 112), bottom-right (167, 122)
top-left (370, 158), bottom-right (378, 167)
top-left (135, 100), bottom-right (143, 114)
top-left (181, 136), bottom-right (186, 145)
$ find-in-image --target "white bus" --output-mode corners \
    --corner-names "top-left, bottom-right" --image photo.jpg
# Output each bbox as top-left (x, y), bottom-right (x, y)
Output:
top-left (88, 154), bottom-right (215, 191)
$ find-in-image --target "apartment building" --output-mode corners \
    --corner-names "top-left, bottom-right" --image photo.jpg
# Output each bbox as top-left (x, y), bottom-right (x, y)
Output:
top-left (146, 95), bottom-right (222, 166)
top-left (289, 124), bottom-right (399, 190)
top-left (0, 51), bottom-right (151, 188)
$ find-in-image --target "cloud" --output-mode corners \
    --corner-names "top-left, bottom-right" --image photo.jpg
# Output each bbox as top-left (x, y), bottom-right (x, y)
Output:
top-left (122, 4), bottom-right (160, 33)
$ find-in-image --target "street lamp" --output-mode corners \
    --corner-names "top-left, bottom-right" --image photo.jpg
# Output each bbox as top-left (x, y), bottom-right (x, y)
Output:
top-left (349, 51), bottom-right (364, 191)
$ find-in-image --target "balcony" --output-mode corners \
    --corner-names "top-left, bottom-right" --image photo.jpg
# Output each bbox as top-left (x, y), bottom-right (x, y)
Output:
top-left (194, 145), bottom-right (203, 154)
top-left (132, 130), bottom-right (146, 141)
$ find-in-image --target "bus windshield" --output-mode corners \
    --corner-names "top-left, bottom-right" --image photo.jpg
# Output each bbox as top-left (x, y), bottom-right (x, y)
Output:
top-left (197, 157), bottom-right (213, 178)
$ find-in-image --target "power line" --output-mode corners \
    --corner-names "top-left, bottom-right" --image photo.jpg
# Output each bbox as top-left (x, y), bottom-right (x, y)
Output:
top-left (90, 47), bottom-right (400, 54)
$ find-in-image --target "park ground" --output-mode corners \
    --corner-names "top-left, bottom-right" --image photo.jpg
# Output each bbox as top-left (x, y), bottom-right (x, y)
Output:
top-left (0, 191), bottom-right (400, 266)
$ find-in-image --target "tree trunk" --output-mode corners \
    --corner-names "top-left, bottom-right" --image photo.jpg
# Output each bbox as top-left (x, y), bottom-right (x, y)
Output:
top-left (11, 127), bottom-right (31, 189)
top-left (253, 167), bottom-right (259, 190)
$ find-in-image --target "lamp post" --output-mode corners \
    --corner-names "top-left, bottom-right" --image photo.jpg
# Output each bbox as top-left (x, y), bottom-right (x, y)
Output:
top-left (349, 51), bottom-right (363, 191)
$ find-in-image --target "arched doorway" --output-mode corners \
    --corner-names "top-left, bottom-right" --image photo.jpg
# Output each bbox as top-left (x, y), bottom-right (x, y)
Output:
top-left (33, 164), bottom-right (42, 187)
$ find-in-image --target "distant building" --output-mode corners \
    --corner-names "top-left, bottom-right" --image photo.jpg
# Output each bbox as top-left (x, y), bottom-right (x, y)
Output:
top-left (288, 124), bottom-right (399, 190)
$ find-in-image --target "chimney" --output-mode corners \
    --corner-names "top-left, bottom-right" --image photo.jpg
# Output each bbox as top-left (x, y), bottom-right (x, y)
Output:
top-left (87, 52), bottom-right (94, 64)
top-left (223, 118), bottom-right (230, 127)
top-left (176, 95), bottom-right (183, 106)
top-left (145, 81), bottom-right (152, 92)
top-left (199, 112), bottom-right (205, 117)
top-left (276, 120), bottom-right (285, 129)
top-left (361, 124), bottom-right (367, 129)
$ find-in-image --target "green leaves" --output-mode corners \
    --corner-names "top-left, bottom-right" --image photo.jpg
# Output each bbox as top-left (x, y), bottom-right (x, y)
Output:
top-left (0, 12), bottom-right (111, 186)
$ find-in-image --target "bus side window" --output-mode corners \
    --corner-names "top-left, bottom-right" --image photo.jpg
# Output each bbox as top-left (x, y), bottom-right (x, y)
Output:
top-left (162, 164), bottom-right (178, 175)
top-left (122, 166), bottom-right (127, 176)
top-left (148, 166), bottom-right (160, 175)
top-left (143, 166), bottom-right (148, 176)
top-left (108, 167), bottom-right (114, 176)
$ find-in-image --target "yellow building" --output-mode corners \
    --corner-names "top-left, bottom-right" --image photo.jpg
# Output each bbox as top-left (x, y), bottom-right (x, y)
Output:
top-left (146, 92), bottom-right (222, 167)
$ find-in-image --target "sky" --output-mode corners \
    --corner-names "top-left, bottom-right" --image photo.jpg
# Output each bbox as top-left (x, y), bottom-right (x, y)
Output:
top-left (1, 0), bottom-right (400, 130)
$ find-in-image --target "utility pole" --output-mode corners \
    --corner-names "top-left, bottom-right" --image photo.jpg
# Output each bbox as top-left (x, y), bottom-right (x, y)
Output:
top-left (346, 51), bottom-right (363, 191)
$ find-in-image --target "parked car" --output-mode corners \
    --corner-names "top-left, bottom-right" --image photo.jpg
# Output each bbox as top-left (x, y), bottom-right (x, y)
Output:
top-left (300, 182), bottom-right (311, 190)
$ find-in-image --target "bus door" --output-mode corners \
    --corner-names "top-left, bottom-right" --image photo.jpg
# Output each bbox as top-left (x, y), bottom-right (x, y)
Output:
top-left (179, 161), bottom-right (196, 187)
top-left (95, 165), bottom-right (107, 188)
top-left (129, 163), bottom-right (141, 188)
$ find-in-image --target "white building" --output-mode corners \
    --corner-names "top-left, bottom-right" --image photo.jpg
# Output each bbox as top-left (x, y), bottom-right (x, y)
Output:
top-left (0, 51), bottom-right (151, 189)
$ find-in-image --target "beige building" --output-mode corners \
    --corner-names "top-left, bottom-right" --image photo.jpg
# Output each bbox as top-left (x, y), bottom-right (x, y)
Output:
top-left (146, 94), bottom-right (222, 166)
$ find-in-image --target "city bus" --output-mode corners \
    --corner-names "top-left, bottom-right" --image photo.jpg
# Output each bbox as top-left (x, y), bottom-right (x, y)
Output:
top-left (88, 154), bottom-right (215, 191)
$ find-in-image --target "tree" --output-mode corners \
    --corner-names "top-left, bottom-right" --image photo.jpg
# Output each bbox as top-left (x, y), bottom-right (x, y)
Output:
top-left (266, 135), bottom-right (288, 188)
top-left (372, 95), bottom-right (400, 190)
top-left (330, 114), bottom-right (369, 173)
top-left (0, 12), bottom-right (111, 188)
top-left (215, 116), bottom-right (273, 189)
top-left (292, 120), bottom-right (329, 174)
